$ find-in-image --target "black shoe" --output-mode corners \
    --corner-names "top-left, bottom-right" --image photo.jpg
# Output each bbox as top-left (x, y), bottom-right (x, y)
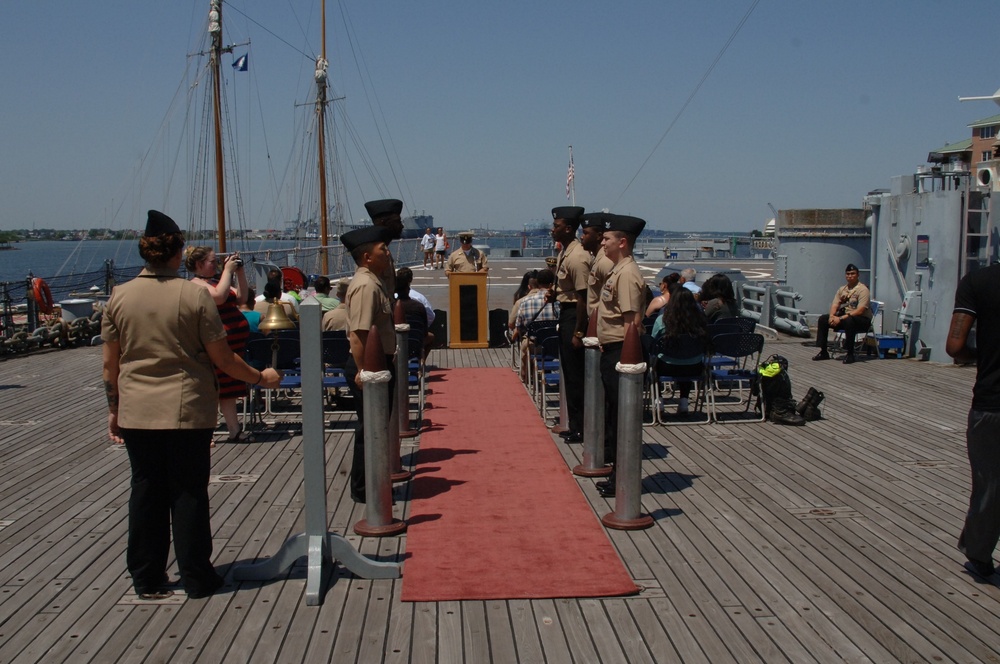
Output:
top-left (137, 589), bottom-right (174, 601)
top-left (812, 350), bottom-right (830, 361)
top-left (965, 558), bottom-right (996, 582)
top-left (597, 483), bottom-right (615, 497)
top-left (562, 432), bottom-right (583, 443)
top-left (351, 493), bottom-right (366, 504)
top-left (185, 574), bottom-right (224, 600)
top-left (558, 430), bottom-right (580, 439)
top-left (842, 355), bottom-right (855, 364)
top-left (596, 480), bottom-right (612, 490)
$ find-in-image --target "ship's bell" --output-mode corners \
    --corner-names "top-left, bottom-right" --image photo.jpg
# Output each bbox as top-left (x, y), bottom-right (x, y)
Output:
top-left (259, 302), bottom-right (297, 332)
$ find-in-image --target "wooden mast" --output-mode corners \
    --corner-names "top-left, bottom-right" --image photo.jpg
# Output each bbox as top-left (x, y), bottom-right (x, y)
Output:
top-left (316, 0), bottom-right (330, 274)
top-left (209, 0), bottom-right (227, 253)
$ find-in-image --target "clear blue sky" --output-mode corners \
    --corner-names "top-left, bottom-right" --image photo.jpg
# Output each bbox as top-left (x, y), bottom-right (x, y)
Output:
top-left (2, 1), bottom-right (999, 233)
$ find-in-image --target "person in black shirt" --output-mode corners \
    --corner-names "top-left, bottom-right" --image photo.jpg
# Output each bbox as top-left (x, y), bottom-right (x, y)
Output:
top-left (946, 263), bottom-right (1000, 581)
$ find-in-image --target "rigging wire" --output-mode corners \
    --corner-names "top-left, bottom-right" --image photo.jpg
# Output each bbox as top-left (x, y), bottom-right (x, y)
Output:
top-left (612, 0), bottom-right (761, 208)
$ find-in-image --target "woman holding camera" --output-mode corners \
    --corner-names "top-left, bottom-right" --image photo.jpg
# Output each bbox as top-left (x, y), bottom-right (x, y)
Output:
top-left (186, 245), bottom-right (253, 442)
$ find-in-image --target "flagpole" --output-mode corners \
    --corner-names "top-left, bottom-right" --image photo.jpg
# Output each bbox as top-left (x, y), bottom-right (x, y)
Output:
top-left (567, 145), bottom-right (576, 206)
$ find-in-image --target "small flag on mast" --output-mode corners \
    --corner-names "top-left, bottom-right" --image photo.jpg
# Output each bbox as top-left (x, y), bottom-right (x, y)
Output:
top-left (565, 155), bottom-right (575, 199)
top-left (232, 54), bottom-right (248, 71)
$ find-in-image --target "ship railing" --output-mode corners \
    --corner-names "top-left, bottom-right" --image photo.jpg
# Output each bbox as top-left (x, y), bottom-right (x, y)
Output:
top-left (739, 283), bottom-right (811, 338)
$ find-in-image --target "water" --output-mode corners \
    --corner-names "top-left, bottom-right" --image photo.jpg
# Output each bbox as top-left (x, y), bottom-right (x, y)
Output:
top-left (0, 239), bottom-right (304, 285)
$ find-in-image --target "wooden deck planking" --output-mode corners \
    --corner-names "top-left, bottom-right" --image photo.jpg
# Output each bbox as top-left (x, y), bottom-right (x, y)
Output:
top-left (1, 340), bottom-right (1000, 662)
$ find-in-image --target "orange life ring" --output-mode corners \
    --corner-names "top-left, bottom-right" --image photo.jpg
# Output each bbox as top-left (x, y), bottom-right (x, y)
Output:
top-left (32, 278), bottom-right (54, 315)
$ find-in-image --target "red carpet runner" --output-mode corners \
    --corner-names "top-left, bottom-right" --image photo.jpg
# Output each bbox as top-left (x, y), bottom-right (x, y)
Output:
top-left (401, 368), bottom-right (639, 602)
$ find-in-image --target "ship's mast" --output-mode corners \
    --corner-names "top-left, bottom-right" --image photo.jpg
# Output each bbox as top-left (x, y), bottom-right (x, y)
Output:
top-left (316, 0), bottom-right (330, 274)
top-left (209, 0), bottom-right (227, 252)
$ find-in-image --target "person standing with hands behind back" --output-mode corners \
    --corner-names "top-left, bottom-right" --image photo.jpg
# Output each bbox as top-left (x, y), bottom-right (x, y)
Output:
top-left (102, 210), bottom-right (281, 601)
top-left (186, 245), bottom-right (253, 443)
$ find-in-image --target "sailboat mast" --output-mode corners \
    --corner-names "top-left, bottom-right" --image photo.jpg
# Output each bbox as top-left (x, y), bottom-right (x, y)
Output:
top-left (209, 0), bottom-right (227, 253)
top-left (316, 0), bottom-right (330, 274)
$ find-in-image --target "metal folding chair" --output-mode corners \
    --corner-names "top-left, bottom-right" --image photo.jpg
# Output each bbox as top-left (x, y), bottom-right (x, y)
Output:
top-left (536, 335), bottom-right (561, 419)
top-left (649, 334), bottom-right (710, 425)
top-left (832, 301), bottom-right (880, 358)
top-left (707, 332), bottom-right (765, 423)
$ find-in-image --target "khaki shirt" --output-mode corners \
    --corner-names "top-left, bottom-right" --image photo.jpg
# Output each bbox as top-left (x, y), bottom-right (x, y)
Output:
top-left (597, 256), bottom-right (645, 345)
top-left (101, 266), bottom-right (227, 429)
top-left (346, 266), bottom-right (396, 354)
top-left (321, 304), bottom-right (349, 332)
top-left (587, 248), bottom-right (614, 315)
top-left (555, 239), bottom-right (591, 303)
top-left (446, 248), bottom-right (488, 273)
top-left (833, 282), bottom-right (872, 319)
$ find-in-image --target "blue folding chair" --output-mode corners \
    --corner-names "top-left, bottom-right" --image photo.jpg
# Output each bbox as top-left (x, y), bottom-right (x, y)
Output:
top-left (649, 334), bottom-right (710, 425)
top-left (707, 332), bottom-right (765, 423)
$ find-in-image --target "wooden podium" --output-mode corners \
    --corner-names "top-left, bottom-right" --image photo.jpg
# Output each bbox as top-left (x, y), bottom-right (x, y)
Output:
top-left (447, 272), bottom-right (489, 348)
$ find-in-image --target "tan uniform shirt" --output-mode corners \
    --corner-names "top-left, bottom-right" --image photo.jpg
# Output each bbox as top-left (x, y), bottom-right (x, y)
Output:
top-left (597, 256), bottom-right (645, 345)
top-left (346, 266), bottom-right (396, 354)
top-left (321, 304), bottom-right (349, 332)
top-left (833, 283), bottom-right (872, 320)
top-left (101, 266), bottom-right (227, 429)
top-left (555, 239), bottom-right (591, 303)
top-left (446, 248), bottom-right (488, 273)
top-left (587, 248), bottom-right (614, 315)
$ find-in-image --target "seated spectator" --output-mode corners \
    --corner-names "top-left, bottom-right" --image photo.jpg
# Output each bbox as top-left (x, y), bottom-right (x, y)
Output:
top-left (509, 270), bottom-right (539, 336)
top-left (680, 268), bottom-right (701, 297)
top-left (700, 273), bottom-right (741, 322)
top-left (513, 269), bottom-right (559, 382)
top-left (652, 288), bottom-right (709, 416)
top-left (312, 275), bottom-right (339, 311)
top-left (254, 281), bottom-right (298, 324)
top-left (645, 273), bottom-right (681, 318)
top-left (321, 279), bottom-right (351, 332)
top-left (813, 263), bottom-right (872, 364)
top-left (395, 267), bottom-right (434, 358)
top-left (241, 288), bottom-right (261, 333)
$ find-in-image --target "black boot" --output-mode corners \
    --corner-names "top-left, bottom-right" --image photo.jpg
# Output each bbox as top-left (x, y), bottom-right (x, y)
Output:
top-left (796, 387), bottom-right (824, 421)
top-left (796, 387), bottom-right (818, 416)
top-left (770, 397), bottom-right (806, 426)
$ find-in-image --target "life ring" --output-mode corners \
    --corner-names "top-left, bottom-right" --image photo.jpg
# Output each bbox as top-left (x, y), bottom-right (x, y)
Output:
top-left (32, 278), bottom-right (54, 315)
top-left (280, 266), bottom-right (306, 292)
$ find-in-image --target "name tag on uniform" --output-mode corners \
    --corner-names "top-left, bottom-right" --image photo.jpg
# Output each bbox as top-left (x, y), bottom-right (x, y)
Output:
top-left (601, 281), bottom-right (614, 302)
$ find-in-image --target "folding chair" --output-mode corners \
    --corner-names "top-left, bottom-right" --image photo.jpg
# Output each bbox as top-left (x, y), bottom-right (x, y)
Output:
top-left (321, 331), bottom-right (352, 413)
top-left (525, 321), bottom-right (559, 396)
top-left (706, 322), bottom-right (741, 372)
top-left (406, 324), bottom-right (428, 427)
top-left (715, 316), bottom-right (756, 334)
top-left (536, 335), bottom-right (561, 419)
top-left (245, 336), bottom-right (301, 419)
top-left (649, 334), bottom-right (710, 425)
top-left (707, 332), bottom-right (765, 423)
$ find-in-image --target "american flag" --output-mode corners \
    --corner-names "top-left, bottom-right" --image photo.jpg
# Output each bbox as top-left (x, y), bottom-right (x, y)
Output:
top-left (565, 156), bottom-right (574, 199)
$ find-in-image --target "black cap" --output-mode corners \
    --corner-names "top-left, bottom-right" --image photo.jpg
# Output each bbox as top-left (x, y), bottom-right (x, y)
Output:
top-left (845, 263), bottom-right (859, 272)
top-left (340, 226), bottom-right (393, 252)
top-left (581, 212), bottom-right (613, 229)
top-left (144, 210), bottom-right (181, 237)
top-left (552, 206), bottom-right (585, 223)
top-left (364, 199), bottom-right (403, 220)
top-left (607, 214), bottom-right (645, 237)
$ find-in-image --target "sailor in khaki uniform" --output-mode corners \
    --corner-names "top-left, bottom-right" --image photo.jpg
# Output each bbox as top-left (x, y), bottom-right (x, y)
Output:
top-left (549, 206), bottom-right (589, 442)
top-left (581, 212), bottom-right (615, 316)
top-left (102, 210), bottom-right (280, 600)
top-left (341, 225), bottom-right (397, 504)
top-left (365, 198), bottom-right (404, 298)
top-left (594, 214), bottom-right (646, 498)
top-left (445, 231), bottom-right (489, 273)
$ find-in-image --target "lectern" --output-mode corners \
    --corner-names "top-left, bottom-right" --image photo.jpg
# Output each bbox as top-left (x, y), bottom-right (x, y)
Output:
top-left (447, 271), bottom-right (488, 348)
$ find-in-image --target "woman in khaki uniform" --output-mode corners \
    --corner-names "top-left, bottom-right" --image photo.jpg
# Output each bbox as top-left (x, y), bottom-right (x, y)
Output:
top-left (102, 210), bottom-right (281, 600)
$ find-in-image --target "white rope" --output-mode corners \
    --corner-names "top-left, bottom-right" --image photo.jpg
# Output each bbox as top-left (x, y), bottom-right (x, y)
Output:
top-left (616, 362), bottom-right (647, 374)
top-left (583, 336), bottom-right (600, 348)
top-left (394, 323), bottom-right (410, 332)
top-left (359, 369), bottom-right (391, 384)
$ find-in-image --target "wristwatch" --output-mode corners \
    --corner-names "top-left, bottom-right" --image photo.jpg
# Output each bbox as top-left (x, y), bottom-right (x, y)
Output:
top-left (574, 331), bottom-right (584, 339)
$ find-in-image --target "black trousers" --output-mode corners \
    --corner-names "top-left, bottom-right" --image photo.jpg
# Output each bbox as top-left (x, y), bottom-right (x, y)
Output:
top-left (559, 306), bottom-right (586, 434)
top-left (816, 314), bottom-right (868, 354)
top-left (344, 355), bottom-right (396, 500)
top-left (600, 342), bottom-right (624, 464)
top-left (122, 428), bottom-right (222, 595)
